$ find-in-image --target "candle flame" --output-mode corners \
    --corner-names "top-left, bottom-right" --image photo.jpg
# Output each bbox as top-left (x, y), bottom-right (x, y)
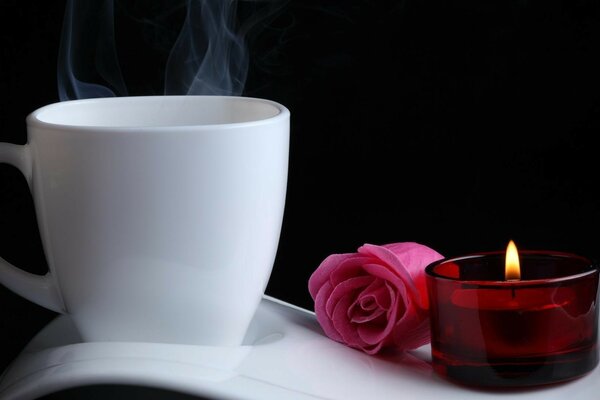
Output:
top-left (505, 240), bottom-right (521, 281)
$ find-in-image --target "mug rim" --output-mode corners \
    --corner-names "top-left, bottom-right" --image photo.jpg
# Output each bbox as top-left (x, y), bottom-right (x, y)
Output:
top-left (26, 95), bottom-right (290, 132)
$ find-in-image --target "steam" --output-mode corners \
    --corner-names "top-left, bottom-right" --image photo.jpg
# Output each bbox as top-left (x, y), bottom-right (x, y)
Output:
top-left (58, 0), bottom-right (128, 100)
top-left (58, 0), bottom-right (250, 100)
top-left (165, 1), bottom-right (247, 95)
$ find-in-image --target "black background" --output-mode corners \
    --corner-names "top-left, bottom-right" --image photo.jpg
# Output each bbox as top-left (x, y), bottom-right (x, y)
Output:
top-left (1, 0), bottom-right (600, 377)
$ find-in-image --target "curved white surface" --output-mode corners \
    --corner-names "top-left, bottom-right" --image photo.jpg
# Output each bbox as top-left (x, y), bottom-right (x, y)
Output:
top-left (1, 295), bottom-right (599, 400)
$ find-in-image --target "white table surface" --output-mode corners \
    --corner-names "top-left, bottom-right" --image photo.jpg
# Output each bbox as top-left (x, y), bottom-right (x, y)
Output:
top-left (1, 295), bottom-right (598, 400)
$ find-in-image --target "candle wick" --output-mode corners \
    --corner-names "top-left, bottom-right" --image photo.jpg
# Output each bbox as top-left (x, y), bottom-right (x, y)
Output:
top-left (511, 287), bottom-right (516, 299)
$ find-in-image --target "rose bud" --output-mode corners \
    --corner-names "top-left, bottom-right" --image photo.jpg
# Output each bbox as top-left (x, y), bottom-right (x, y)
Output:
top-left (308, 242), bottom-right (443, 354)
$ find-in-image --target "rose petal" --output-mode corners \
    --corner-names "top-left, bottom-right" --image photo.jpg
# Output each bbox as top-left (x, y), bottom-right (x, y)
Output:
top-left (359, 296), bottom-right (379, 311)
top-left (362, 341), bottom-right (384, 355)
top-left (329, 255), bottom-right (374, 286)
top-left (357, 304), bottom-right (396, 346)
top-left (358, 244), bottom-right (421, 301)
top-left (331, 292), bottom-right (370, 350)
top-left (381, 242), bottom-right (444, 309)
top-left (356, 281), bottom-right (401, 347)
top-left (309, 253), bottom-right (357, 300)
top-left (356, 315), bottom-right (388, 342)
top-left (382, 242), bottom-right (444, 280)
top-left (362, 263), bottom-right (411, 305)
top-left (325, 275), bottom-right (374, 319)
top-left (357, 278), bottom-right (390, 310)
top-left (313, 281), bottom-right (343, 342)
top-left (350, 306), bottom-right (386, 324)
top-left (384, 280), bottom-right (406, 322)
top-left (349, 279), bottom-right (388, 323)
top-left (392, 311), bottom-right (430, 350)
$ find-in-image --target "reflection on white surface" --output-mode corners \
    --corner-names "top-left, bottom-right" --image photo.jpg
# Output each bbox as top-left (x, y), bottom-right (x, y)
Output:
top-left (1, 295), bottom-right (599, 400)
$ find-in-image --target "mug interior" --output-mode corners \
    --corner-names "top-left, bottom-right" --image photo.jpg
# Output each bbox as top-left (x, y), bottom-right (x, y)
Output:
top-left (31, 95), bottom-right (283, 128)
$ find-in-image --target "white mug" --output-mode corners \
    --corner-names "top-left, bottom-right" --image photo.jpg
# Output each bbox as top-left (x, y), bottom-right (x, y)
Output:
top-left (0, 95), bottom-right (289, 346)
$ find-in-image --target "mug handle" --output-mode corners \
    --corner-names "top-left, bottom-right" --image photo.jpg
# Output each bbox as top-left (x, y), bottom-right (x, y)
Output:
top-left (0, 143), bottom-right (64, 313)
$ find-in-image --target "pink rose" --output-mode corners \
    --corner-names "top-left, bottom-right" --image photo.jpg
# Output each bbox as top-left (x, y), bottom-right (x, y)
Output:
top-left (308, 242), bottom-right (443, 355)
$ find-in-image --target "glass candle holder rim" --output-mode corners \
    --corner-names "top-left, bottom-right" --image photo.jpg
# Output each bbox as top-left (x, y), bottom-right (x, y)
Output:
top-left (425, 250), bottom-right (598, 287)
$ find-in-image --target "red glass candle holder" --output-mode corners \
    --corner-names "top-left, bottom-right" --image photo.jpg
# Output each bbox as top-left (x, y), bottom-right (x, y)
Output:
top-left (425, 251), bottom-right (599, 388)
